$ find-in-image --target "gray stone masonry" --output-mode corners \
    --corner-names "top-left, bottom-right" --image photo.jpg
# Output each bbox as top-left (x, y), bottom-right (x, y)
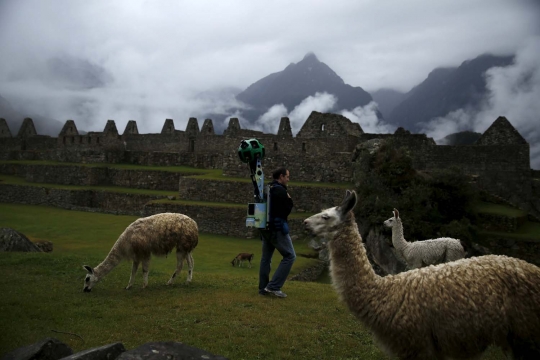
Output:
top-left (178, 177), bottom-right (346, 213)
top-left (0, 184), bottom-right (162, 216)
top-left (0, 163), bottom-right (197, 191)
top-left (1, 338), bottom-right (73, 360)
top-left (1, 113), bottom-right (533, 216)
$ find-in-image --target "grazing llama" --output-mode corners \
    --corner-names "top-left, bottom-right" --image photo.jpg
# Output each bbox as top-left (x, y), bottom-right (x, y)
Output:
top-left (383, 208), bottom-right (466, 269)
top-left (231, 253), bottom-right (254, 268)
top-left (83, 213), bottom-right (198, 292)
top-left (304, 190), bottom-right (540, 360)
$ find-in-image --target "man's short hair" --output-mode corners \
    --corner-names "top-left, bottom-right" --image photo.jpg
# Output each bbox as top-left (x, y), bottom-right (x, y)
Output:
top-left (272, 167), bottom-right (288, 180)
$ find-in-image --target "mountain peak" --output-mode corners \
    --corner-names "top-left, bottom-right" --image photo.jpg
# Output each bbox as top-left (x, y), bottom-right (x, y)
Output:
top-left (235, 53), bottom-right (374, 119)
top-left (302, 52), bottom-right (319, 62)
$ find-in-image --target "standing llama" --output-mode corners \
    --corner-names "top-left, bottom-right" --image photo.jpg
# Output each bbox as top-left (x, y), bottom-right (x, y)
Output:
top-left (83, 213), bottom-right (198, 292)
top-left (384, 208), bottom-right (466, 269)
top-left (304, 190), bottom-right (540, 360)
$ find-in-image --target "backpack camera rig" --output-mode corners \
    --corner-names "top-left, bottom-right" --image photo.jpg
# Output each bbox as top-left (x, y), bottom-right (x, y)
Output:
top-left (237, 138), bottom-right (270, 229)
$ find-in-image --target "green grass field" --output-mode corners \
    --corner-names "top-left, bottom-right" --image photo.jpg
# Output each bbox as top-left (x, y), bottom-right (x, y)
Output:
top-left (0, 204), bottom-right (508, 359)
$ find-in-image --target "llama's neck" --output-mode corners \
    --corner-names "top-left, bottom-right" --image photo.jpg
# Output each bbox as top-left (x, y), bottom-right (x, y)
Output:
top-left (94, 244), bottom-right (123, 278)
top-left (391, 220), bottom-right (409, 253)
top-left (327, 213), bottom-right (379, 318)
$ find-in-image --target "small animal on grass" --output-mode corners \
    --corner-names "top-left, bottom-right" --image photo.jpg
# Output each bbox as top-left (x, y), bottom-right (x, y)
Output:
top-left (383, 208), bottom-right (467, 269)
top-left (231, 253), bottom-right (254, 268)
top-left (82, 213), bottom-right (198, 292)
top-left (304, 190), bottom-right (540, 360)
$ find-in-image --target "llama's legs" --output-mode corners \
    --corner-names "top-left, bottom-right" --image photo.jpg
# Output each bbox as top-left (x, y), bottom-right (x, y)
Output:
top-left (141, 259), bottom-right (150, 289)
top-left (126, 261), bottom-right (139, 290)
top-left (185, 253), bottom-right (194, 284)
top-left (167, 251), bottom-right (186, 285)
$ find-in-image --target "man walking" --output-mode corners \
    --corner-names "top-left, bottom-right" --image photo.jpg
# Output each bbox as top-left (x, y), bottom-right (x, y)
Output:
top-left (259, 167), bottom-right (296, 298)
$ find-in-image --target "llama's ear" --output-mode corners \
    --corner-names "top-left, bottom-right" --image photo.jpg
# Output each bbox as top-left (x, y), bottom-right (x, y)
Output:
top-left (393, 208), bottom-right (400, 218)
top-left (339, 190), bottom-right (357, 215)
top-left (83, 265), bottom-right (94, 274)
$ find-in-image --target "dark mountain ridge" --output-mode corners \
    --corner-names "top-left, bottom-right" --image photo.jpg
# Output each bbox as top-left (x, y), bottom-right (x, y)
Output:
top-left (234, 53), bottom-right (377, 122)
top-left (387, 54), bottom-right (515, 132)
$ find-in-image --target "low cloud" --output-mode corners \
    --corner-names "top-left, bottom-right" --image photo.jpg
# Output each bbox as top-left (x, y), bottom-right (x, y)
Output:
top-left (341, 101), bottom-right (395, 134)
top-left (247, 96), bottom-right (395, 136)
top-left (419, 38), bottom-right (540, 168)
top-left (288, 92), bottom-right (337, 134)
top-left (251, 92), bottom-right (337, 135)
top-left (252, 104), bottom-right (288, 133)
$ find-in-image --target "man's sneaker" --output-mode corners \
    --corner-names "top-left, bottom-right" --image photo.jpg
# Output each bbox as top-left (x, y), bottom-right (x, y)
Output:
top-left (264, 287), bottom-right (287, 298)
top-left (258, 291), bottom-right (269, 296)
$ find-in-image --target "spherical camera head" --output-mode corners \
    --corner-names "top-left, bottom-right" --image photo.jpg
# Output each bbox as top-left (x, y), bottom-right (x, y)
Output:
top-left (238, 138), bottom-right (265, 163)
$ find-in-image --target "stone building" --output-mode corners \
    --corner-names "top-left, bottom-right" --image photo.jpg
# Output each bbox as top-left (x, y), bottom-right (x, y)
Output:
top-left (0, 112), bottom-right (536, 215)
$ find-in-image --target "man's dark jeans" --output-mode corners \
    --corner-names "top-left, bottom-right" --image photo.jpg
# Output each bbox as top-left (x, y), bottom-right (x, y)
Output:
top-left (258, 229), bottom-right (296, 293)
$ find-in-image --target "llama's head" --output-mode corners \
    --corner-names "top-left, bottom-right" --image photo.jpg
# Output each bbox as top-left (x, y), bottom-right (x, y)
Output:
top-left (383, 208), bottom-right (401, 229)
top-left (82, 265), bottom-right (99, 292)
top-left (304, 190), bottom-right (357, 240)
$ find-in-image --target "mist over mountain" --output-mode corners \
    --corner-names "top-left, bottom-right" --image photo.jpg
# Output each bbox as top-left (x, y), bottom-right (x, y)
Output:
top-left (0, 93), bottom-right (64, 136)
top-left (369, 88), bottom-right (408, 119)
top-left (0, 55), bottom-right (112, 135)
top-left (387, 54), bottom-right (515, 132)
top-left (232, 53), bottom-right (378, 124)
top-left (45, 55), bottom-right (113, 90)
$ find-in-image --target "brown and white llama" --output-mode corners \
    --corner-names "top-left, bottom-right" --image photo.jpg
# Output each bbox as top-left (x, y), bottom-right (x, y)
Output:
top-left (304, 190), bottom-right (540, 359)
top-left (83, 213), bottom-right (198, 292)
top-left (231, 253), bottom-right (254, 268)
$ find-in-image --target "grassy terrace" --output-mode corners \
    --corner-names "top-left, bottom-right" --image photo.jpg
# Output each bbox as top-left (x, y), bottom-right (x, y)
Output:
top-left (473, 201), bottom-right (540, 242)
top-left (0, 203), bottom-right (506, 359)
top-left (473, 201), bottom-right (528, 218)
top-left (0, 160), bottom-right (354, 189)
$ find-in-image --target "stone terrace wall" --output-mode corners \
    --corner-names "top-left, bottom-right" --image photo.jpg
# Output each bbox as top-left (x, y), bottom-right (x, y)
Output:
top-left (1, 149), bottom-right (126, 163)
top-left (0, 163), bottom-right (194, 191)
top-left (143, 201), bottom-right (306, 238)
top-left (410, 144), bottom-right (531, 204)
top-left (178, 177), bottom-right (346, 213)
top-left (0, 182), bottom-right (309, 238)
top-left (124, 151), bottom-right (224, 168)
top-left (0, 184), bottom-right (161, 215)
top-left (222, 151), bottom-right (354, 183)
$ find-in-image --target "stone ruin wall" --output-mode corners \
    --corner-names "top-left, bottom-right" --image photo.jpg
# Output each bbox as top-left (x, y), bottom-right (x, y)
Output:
top-left (0, 114), bottom-right (534, 211)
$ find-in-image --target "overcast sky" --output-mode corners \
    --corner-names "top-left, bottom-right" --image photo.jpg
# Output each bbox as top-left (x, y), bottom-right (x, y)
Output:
top-left (0, 0), bottom-right (539, 139)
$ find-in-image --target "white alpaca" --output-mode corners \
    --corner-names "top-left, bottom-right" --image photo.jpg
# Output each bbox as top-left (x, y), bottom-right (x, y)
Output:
top-left (383, 208), bottom-right (466, 269)
top-left (83, 213), bottom-right (198, 292)
top-left (304, 190), bottom-right (540, 360)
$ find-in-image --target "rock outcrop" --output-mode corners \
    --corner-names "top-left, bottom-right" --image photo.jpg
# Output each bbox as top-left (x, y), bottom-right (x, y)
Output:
top-left (0, 228), bottom-right (42, 252)
top-left (1, 339), bottom-right (228, 360)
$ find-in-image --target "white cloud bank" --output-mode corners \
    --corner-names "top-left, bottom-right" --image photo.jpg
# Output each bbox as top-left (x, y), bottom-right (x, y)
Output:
top-left (251, 93), bottom-right (395, 136)
top-left (420, 38), bottom-right (540, 168)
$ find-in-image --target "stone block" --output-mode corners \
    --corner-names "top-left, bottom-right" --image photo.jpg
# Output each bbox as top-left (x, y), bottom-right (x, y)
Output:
top-left (117, 342), bottom-right (227, 360)
top-left (59, 342), bottom-right (125, 360)
top-left (0, 228), bottom-right (42, 252)
top-left (2, 338), bottom-right (73, 360)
